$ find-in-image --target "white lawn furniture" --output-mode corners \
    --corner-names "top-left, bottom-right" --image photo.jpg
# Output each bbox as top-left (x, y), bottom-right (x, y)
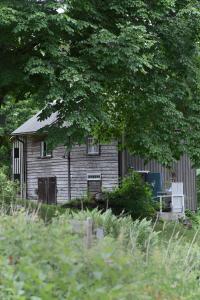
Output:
top-left (171, 182), bottom-right (185, 213)
top-left (159, 182), bottom-right (185, 214)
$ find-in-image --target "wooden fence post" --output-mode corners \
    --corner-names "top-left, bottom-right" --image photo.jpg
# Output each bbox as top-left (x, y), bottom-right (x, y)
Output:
top-left (85, 217), bottom-right (93, 248)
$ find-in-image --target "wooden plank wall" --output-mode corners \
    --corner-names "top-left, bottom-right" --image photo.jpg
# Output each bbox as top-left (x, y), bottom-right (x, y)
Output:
top-left (26, 138), bottom-right (68, 202)
top-left (70, 143), bottom-right (119, 199)
top-left (127, 154), bottom-right (197, 211)
top-left (26, 137), bottom-right (119, 203)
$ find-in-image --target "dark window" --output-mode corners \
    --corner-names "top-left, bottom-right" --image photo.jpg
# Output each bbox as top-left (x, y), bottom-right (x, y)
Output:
top-left (146, 172), bottom-right (162, 197)
top-left (41, 141), bottom-right (52, 158)
top-left (87, 137), bottom-right (100, 155)
top-left (14, 148), bottom-right (19, 159)
top-left (136, 171), bottom-right (162, 197)
top-left (14, 174), bottom-right (20, 181)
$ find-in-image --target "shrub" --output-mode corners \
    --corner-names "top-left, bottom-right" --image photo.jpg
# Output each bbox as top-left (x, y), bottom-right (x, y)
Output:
top-left (62, 197), bottom-right (95, 210)
top-left (0, 168), bottom-right (18, 204)
top-left (185, 209), bottom-right (200, 227)
top-left (103, 171), bottom-right (156, 219)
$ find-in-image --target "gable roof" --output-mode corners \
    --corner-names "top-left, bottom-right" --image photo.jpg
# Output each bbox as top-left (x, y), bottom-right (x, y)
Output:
top-left (12, 111), bottom-right (58, 135)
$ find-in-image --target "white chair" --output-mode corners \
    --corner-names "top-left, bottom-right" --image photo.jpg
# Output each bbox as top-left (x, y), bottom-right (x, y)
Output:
top-left (158, 182), bottom-right (185, 214)
top-left (171, 182), bottom-right (185, 213)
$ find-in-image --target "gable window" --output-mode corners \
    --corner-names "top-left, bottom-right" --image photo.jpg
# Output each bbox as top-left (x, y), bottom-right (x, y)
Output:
top-left (87, 137), bottom-right (100, 155)
top-left (41, 141), bottom-right (52, 158)
top-left (14, 148), bottom-right (19, 159)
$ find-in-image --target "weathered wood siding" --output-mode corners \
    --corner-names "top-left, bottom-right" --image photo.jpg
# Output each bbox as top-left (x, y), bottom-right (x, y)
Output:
top-left (26, 138), bottom-right (68, 202)
top-left (26, 137), bottom-right (119, 203)
top-left (70, 143), bottom-right (119, 199)
top-left (127, 154), bottom-right (196, 211)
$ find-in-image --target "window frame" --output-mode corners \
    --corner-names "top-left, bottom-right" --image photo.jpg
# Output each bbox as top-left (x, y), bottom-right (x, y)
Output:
top-left (86, 137), bottom-right (100, 156)
top-left (40, 141), bottom-right (52, 158)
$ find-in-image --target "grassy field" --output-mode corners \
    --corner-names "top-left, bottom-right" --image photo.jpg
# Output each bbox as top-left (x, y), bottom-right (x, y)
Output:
top-left (0, 207), bottom-right (199, 299)
top-left (155, 220), bottom-right (200, 244)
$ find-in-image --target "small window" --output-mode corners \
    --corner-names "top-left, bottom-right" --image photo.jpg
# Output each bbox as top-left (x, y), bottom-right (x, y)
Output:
top-left (41, 141), bottom-right (52, 158)
top-left (87, 173), bottom-right (101, 181)
top-left (14, 174), bottom-right (20, 182)
top-left (14, 148), bottom-right (19, 159)
top-left (87, 137), bottom-right (100, 155)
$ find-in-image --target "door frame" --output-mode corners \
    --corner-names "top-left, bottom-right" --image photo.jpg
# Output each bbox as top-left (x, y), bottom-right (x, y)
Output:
top-left (38, 177), bottom-right (57, 204)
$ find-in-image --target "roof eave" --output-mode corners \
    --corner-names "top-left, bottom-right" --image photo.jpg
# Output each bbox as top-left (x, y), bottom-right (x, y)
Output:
top-left (11, 131), bottom-right (36, 136)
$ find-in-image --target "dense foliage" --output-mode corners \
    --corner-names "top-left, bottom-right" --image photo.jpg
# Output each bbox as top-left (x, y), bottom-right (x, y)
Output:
top-left (104, 171), bottom-right (156, 219)
top-left (0, 1), bottom-right (200, 164)
top-left (0, 209), bottom-right (199, 299)
top-left (0, 168), bottom-right (18, 204)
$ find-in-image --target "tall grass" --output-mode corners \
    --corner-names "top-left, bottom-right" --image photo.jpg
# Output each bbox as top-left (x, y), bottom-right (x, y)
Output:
top-left (0, 207), bottom-right (199, 299)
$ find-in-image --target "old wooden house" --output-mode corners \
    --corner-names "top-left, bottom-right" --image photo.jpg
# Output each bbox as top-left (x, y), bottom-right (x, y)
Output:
top-left (11, 112), bottom-right (197, 211)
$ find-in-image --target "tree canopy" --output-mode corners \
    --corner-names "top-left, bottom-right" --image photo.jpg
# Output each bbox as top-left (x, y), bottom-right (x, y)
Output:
top-left (1, 0), bottom-right (200, 165)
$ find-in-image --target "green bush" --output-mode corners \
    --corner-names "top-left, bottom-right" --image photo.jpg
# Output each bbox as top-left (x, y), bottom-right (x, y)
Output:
top-left (62, 197), bottom-right (95, 210)
top-left (104, 171), bottom-right (156, 219)
top-left (0, 168), bottom-right (18, 204)
top-left (185, 209), bottom-right (200, 227)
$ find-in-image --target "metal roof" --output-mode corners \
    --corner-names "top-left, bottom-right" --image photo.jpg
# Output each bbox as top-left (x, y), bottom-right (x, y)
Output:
top-left (12, 111), bottom-right (58, 135)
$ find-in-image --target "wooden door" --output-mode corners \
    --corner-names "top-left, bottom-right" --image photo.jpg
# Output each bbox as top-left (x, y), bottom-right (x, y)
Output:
top-left (48, 177), bottom-right (57, 204)
top-left (88, 180), bottom-right (102, 199)
top-left (38, 178), bottom-right (48, 203)
top-left (38, 177), bottom-right (57, 204)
